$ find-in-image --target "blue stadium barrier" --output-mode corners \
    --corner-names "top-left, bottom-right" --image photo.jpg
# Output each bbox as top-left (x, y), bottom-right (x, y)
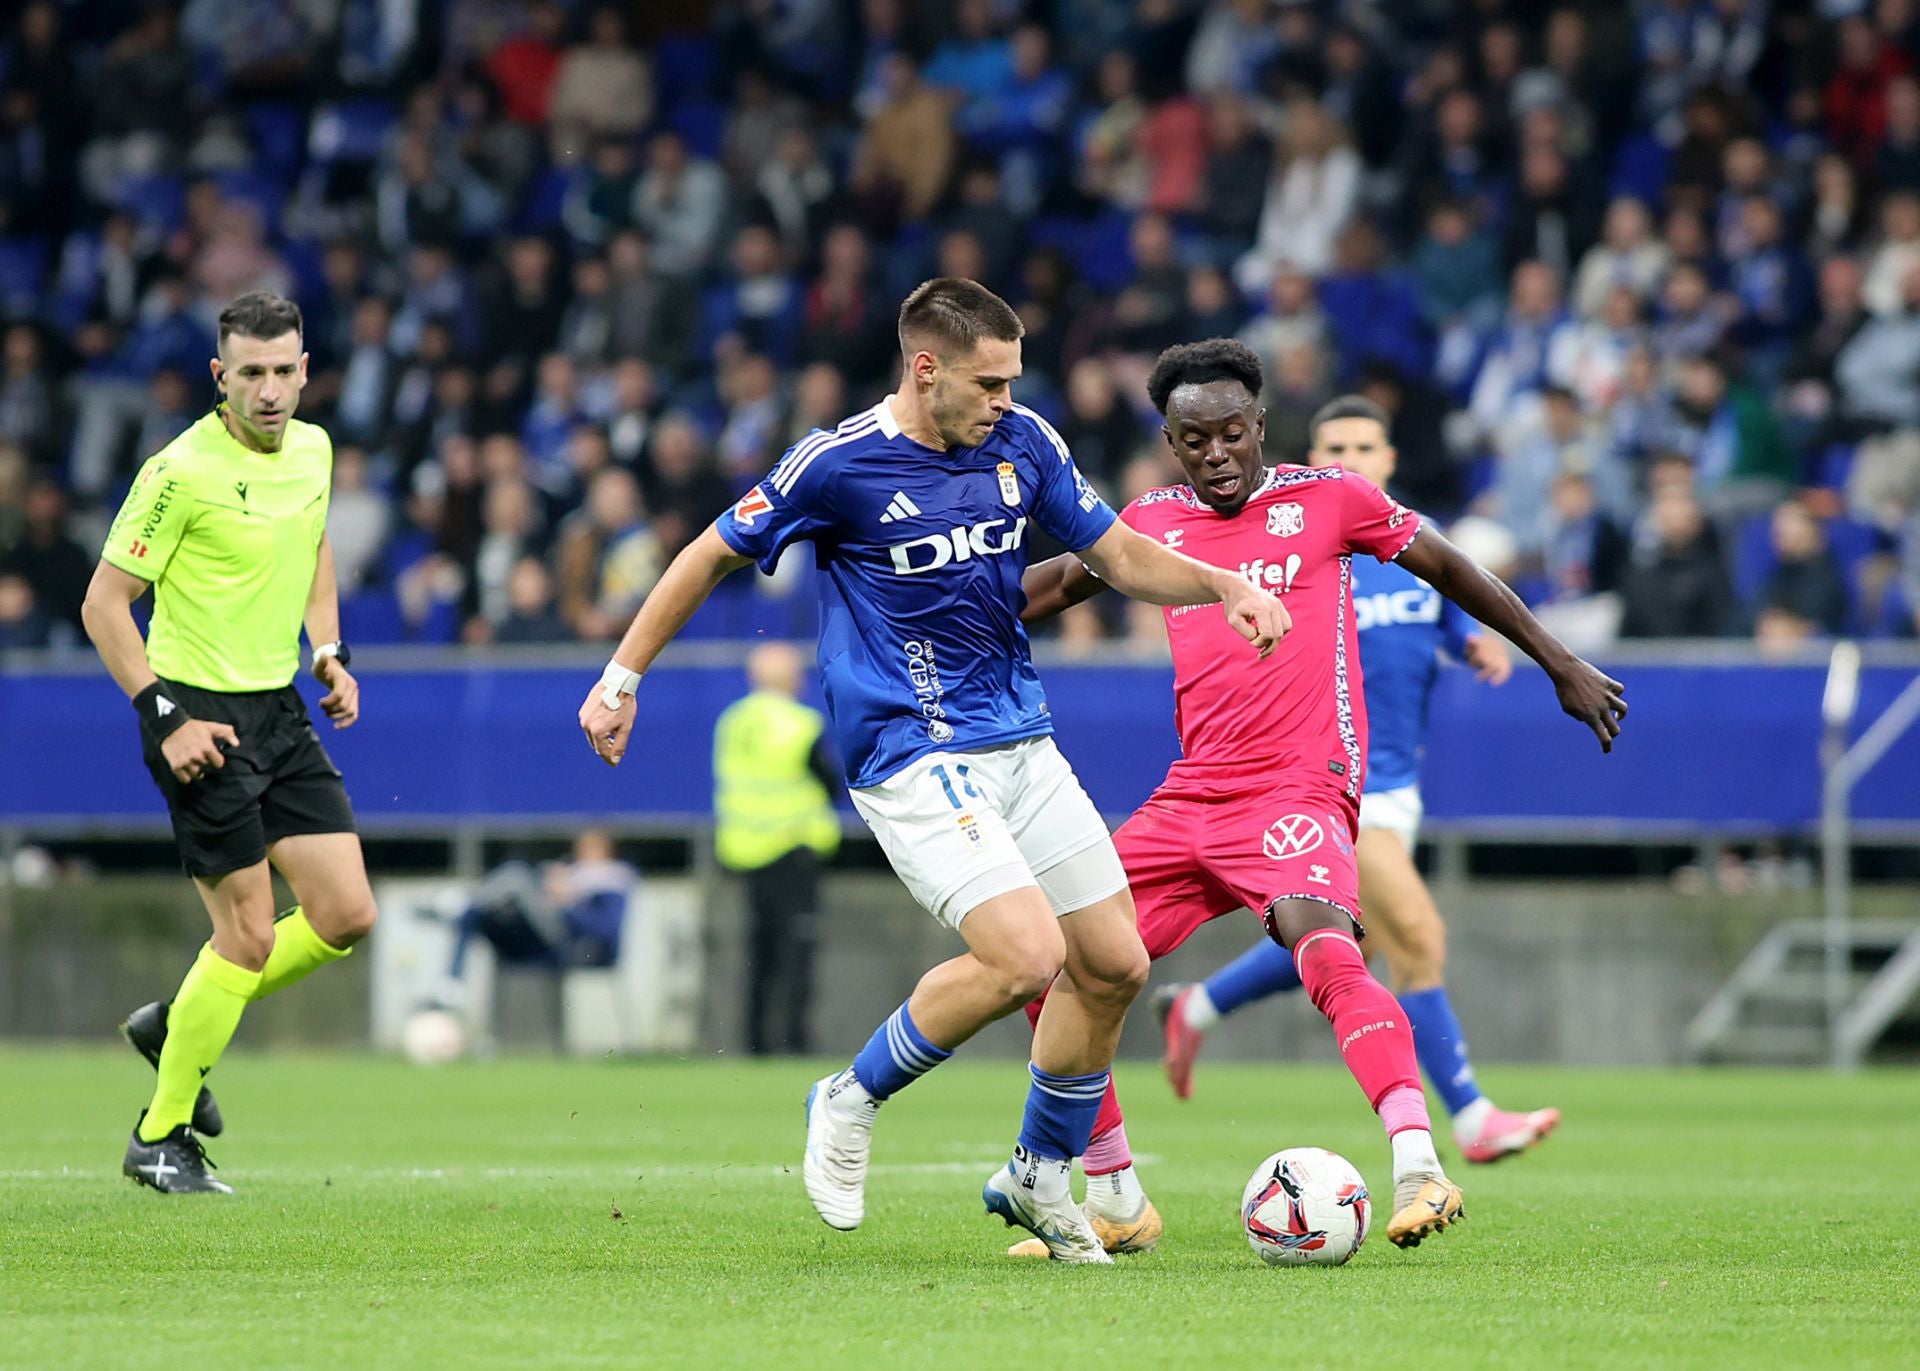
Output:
top-left (3, 652), bottom-right (1918, 837)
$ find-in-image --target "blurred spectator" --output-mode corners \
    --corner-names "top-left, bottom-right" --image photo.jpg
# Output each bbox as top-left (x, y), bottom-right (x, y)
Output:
top-left (1652, 262), bottom-right (1730, 370)
top-left (1186, 0), bottom-right (1279, 95)
top-left (556, 465), bottom-right (661, 641)
top-left (701, 227), bottom-right (805, 367)
top-left (1470, 261), bottom-right (1577, 457)
top-left (442, 830), bottom-right (636, 995)
top-left (784, 363), bottom-right (849, 453)
top-left (633, 132), bottom-right (728, 276)
top-left (802, 225), bottom-right (893, 387)
top-left (485, 1), bottom-right (568, 129)
top-left (1237, 101), bottom-right (1362, 289)
top-left (1863, 190), bottom-right (1920, 316)
top-left (640, 414), bottom-right (731, 562)
top-left (1876, 75), bottom-right (1920, 190)
top-left (1503, 142), bottom-right (1599, 280)
top-left (327, 447), bottom-right (391, 595)
top-left (955, 23), bottom-right (1072, 218)
top-left (491, 555), bottom-right (574, 645)
top-left (1058, 360), bottom-right (1145, 486)
top-left (0, 325), bottom-right (61, 468)
top-left (1199, 92), bottom-right (1272, 248)
top-left (0, 571), bottom-right (49, 650)
top-left (548, 5), bottom-right (653, 161)
top-left (1488, 385), bottom-right (1625, 556)
top-left (1076, 50), bottom-right (1149, 209)
top-left (924, 0), bottom-right (1013, 103)
top-left (1620, 484), bottom-right (1736, 638)
top-left (1802, 153), bottom-right (1871, 259)
top-left (1412, 199), bottom-right (1504, 391)
top-left (0, 477), bottom-right (88, 638)
top-left (1540, 468), bottom-right (1629, 605)
top-left (851, 54), bottom-right (957, 225)
top-left (716, 353), bottom-right (785, 485)
top-left (605, 231), bottom-right (695, 374)
top-left (1835, 262), bottom-right (1920, 428)
top-left (1756, 498), bottom-right (1850, 641)
top-left (753, 128), bottom-right (835, 265)
top-left (465, 476), bottom-right (545, 637)
top-left (1667, 353), bottom-right (1793, 502)
top-left (1827, 14), bottom-right (1913, 167)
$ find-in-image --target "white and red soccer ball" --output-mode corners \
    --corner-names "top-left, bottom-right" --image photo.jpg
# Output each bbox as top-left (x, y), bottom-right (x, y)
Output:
top-left (1240, 1147), bottom-right (1372, 1266)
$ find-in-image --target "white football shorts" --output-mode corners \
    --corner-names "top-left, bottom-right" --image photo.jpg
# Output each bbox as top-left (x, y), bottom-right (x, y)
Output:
top-left (850, 735), bottom-right (1125, 929)
top-left (1357, 783), bottom-right (1424, 852)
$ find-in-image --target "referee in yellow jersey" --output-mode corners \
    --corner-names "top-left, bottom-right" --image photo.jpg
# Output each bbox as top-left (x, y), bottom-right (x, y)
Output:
top-left (82, 291), bottom-right (378, 1194)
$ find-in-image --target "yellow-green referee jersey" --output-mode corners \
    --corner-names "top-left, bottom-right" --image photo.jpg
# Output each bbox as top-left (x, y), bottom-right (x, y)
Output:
top-left (102, 410), bottom-right (332, 693)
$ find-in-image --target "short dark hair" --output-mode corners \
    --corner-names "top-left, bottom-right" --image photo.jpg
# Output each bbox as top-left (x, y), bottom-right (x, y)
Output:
top-left (1146, 339), bottom-right (1264, 415)
top-left (1307, 395), bottom-right (1391, 445)
top-left (897, 278), bottom-right (1024, 359)
top-left (218, 291), bottom-right (303, 349)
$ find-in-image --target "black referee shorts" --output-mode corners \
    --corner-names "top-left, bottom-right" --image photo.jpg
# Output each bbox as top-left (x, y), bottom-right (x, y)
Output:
top-left (140, 678), bottom-right (358, 879)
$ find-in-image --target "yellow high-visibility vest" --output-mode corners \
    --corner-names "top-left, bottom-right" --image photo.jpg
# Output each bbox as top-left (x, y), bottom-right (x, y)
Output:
top-left (713, 692), bottom-right (841, 871)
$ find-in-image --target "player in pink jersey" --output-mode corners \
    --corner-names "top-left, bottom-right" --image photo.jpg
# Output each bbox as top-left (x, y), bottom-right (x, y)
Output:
top-left (1010, 341), bottom-right (1626, 1255)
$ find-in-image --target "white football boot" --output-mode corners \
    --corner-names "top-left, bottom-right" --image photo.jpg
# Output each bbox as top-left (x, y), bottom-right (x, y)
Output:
top-left (803, 1068), bottom-right (877, 1230)
top-left (983, 1149), bottom-right (1113, 1264)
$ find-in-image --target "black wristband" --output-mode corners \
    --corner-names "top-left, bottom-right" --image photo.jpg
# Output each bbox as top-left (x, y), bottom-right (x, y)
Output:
top-left (133, 682), bottom-right (190, 746)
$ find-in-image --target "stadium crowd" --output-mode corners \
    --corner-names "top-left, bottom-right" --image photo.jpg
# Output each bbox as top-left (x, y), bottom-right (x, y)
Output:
top-left (3, 0), bottom-right (1920, 654)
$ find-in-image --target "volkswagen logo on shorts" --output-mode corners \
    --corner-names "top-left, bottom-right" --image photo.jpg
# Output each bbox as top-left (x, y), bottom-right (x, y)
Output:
top-left (1262, 814), bottom-right (1325, 861)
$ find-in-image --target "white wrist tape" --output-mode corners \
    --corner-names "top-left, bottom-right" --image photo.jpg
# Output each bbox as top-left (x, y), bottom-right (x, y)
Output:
top-left (598, 660), bottom-right (642, 709)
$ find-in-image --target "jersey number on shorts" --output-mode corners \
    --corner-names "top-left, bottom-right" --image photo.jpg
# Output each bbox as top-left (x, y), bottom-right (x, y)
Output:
top-left (930, 763), bottom-right (979, 808)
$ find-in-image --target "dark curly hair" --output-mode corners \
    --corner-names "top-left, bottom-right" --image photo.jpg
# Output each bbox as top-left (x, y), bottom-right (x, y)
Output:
top-left (1146, 339), bottom-right (1264, 416)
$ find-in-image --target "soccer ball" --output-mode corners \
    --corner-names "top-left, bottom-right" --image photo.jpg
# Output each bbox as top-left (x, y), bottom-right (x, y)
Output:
top-left (1240, 1147), bottom-right (1372, 1266)
top-left (401, 1008), bottom-right (467, 1066)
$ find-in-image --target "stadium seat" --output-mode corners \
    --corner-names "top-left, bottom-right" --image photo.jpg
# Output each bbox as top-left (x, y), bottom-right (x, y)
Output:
top-left (653, 34), bottom-right (719, 111)
top-left (245, 103), bottom-right (310, 185)
top-left (667, 98), bottom-right (727, 160)
top-left (0, 236), bottom-right (48, 317)
top-left (514, 166), bottom-right (573, 234)
top-left (307, 99), bottom-right (397, 166)
top-left (1607, 134), bottom-right (1671, 206)
top-left (341, 590), bottom-right (410, 645)
top-left (113, 175), bottom-right (188, 235)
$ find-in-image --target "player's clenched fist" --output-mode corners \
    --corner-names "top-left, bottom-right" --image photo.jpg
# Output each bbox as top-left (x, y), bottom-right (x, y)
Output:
top-left (578, 687), bottom-right (633, 767)
top-left (161, 719), bottom-right (239, 785)
top-left (1218, 577), bottom-right (1291, 658)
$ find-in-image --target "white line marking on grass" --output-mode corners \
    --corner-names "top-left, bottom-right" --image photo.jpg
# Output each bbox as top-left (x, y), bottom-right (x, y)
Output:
top-left (0, 1156), bottom-right (1162, 1184)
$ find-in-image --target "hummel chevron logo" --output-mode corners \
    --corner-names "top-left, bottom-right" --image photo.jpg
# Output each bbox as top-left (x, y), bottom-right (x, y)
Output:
top-left (878, 492), bottom-right (922, 524)
top-left (155, 697), bottom-right (176, 717)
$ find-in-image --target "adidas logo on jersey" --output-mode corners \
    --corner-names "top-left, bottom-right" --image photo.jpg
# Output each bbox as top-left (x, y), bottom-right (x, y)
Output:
top-left (878, 492), bottom-right (922, 524)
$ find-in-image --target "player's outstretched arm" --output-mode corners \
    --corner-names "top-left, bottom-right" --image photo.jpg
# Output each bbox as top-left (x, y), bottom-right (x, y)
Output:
top-left (1397, 526), bottom-right (1627, 751)
top-left (578, 525), bottom-right (752, 767)
top-left (1019, 554), bottom-right (1111, 624)
top-left (1076, 523), bottom-right (1289, 656)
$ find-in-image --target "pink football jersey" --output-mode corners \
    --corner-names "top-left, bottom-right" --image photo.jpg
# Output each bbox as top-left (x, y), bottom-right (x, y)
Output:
top-left (1119, 465), bottom-right (1422, 802)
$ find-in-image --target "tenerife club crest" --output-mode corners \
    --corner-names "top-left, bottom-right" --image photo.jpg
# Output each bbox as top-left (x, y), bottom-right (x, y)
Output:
top-left (1267, 502), bottom-right (1305, 538)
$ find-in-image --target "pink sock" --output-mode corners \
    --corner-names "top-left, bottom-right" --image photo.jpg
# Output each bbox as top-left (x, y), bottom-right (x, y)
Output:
top-left (1293, 927), bottom-right (1424, 1127)
top-left (1377, 1083), bottom-right (1432, 1137)
top-left (1084, 1120), bottom-right (1133, 1176)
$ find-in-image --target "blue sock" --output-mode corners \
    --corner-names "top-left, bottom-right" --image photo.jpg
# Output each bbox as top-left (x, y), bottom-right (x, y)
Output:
top-left (1400, 985), bottom-right (1483, 1116)
top-left (849, 1000), bottom-right (951, 1101)
top-left (1203, 939), bottom-right (1303, 1016)
top-left (1017, 1064), bottom-right (1110, 1161)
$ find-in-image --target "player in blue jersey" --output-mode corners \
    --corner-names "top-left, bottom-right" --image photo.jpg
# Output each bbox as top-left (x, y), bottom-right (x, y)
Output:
top-left (576, 279), bottom-right (1287, 1261)
top-left (1154, 396), bottom-right (1561, 1164)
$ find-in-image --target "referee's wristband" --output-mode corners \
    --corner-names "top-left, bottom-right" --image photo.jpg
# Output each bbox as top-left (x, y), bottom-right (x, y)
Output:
top-left (133, 682), bottom-right (190, 746)
top-left (598, 660), bottom-right (642, 709)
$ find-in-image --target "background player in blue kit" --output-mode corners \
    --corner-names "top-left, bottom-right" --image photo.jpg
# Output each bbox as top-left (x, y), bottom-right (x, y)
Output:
top-left (576, 279), bottom-right (1286, 1261)
top-left (1156, 397), bottom-right (1562, 1165)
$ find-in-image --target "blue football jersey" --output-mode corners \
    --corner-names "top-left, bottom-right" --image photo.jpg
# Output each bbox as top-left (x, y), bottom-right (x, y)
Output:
top-left (716, 400), bottom-right (1117, 788)
top-left (1350, 549), bottom-right (1477, 794)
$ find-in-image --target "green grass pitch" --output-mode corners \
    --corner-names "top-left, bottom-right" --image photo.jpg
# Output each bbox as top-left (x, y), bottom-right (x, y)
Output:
top-left (2, 1048), bottom-right (1916, 1369)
